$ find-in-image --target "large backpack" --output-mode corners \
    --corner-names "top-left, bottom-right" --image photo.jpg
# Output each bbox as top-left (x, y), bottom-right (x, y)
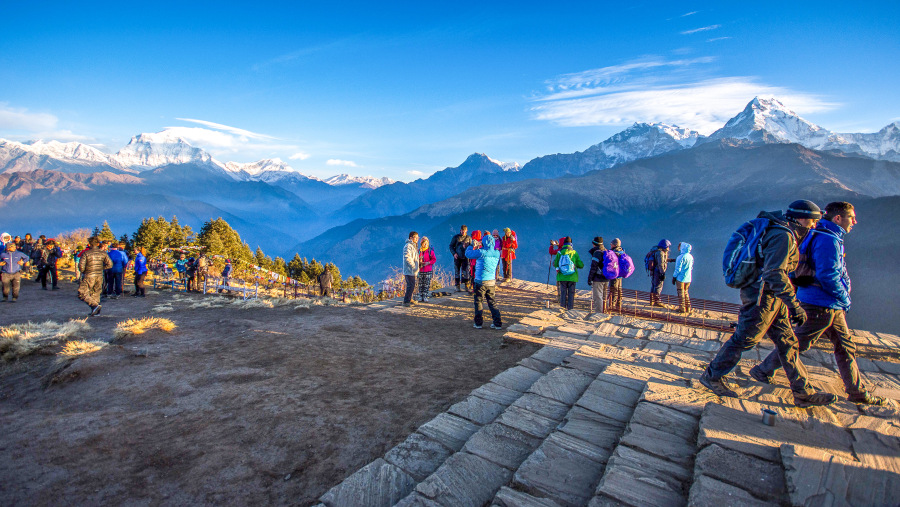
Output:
top-left (618, 252), bottom-right (635, 278)
top-left (558, 252), bottom-right (576, 275)
top-left (723, 218), bottom-right (792, 289)
top-left (644, 247), bottom-right (658, 276)
top-left (601, 250), bottom-right (619, 279)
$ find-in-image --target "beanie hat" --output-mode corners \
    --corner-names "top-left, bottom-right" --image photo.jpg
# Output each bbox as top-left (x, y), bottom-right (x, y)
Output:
top-left (611, 238), bottom-right (621, 247)
top-left (658, 239), bottom-right (671, 249)
top-left (592, 236), bottom-right (604, 246)
top-left (471, 230), bottom-right (482, 241)
top-left (786, 199), bottom-right (823, 220)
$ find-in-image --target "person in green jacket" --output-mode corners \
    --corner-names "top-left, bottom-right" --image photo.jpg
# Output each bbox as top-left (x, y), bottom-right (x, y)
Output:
top-left (553, 237), bottom-right (583, 310)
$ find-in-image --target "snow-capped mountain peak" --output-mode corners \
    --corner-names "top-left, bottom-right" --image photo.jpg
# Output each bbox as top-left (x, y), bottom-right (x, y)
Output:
top-left (19, 139), bottom-right (120, 165)
top-left (709, 96), bottom-right (834, 148)
top-left (114, 131), bottom-right (220, 170)
top-left (324, 174), bottom-right (395, 189)
top-left (487, 156), bottom-right (521, 172)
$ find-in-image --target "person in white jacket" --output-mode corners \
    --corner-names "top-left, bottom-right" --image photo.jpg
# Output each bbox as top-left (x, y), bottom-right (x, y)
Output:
top-left (672, 242), bottom-right (694, 313)
top-left (402, 231), bottom-right (420, 306)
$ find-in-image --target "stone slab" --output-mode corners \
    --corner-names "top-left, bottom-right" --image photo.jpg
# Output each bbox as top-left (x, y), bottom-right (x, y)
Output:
top-left (472, 382), bottom-right (525, 407)
top-left (394, 493), bottom-right (442, 507)
top-left (589, 334), bottom-right (620, 346)
top-left (558, 406), bottom-right (625, 450)
top-left (384, 432), bottom-right (454, 482)
top-left (617, 328), bottom-right (649, 340)
top-left (576, 380), bottom-right (641, 423)
top-left (693, 328), bottom-right (721, 342)
top-left (496, 404), bottom-right (560, 439)
top-left (782, 443), bottom-right (900, 507)
top-left (319, 458), bottom-right (416, 507)
top-left (507, 323), bottom-right (544, 336)
top-left (687, 475), bottom-right (771, 507)
top-left (628, 401), bottom-right (698, 442)
top-left (641, 342), bottom-right (669, 356)
top-left (463, 422), bottom-right (542, 471)
top-left (851, 427), bottom-right (900, 474)
top-left (616, 337), bottom-right (645, 349)
top-left (873, 359), bottom-right (900, 375)
top-left (518, 356), bottom-right (557, 374)
top-left (681, 338), bottom-right (721, 352)
top-left (509, 392), bottom-right (570, 422)
top-left (417, 413), bottom-right (481, 452)
top-left (492, 486), bottom-right (562, 507)
top-left (527, 367), bottom-right (595, 406)
top-left (641, 382), bottom-right (721, 417)
top-left (603, 362), bottom-right (685, 385)
top-left (592, 322), bottom-right (619, 339)
top-left (527, 310), bottom-right (566, 324)
top-left (558, 323), bottom-right (597, 336)
top-left (513, 432), bottom-right (609, 507)
top-left (619, 423), bottom-right (696, 466)
top-left (694, 444), bottom-right (786, 502)
top-left (644, 331), bottom-right (688, 346)
top-left (560, 309), bottom-right (587, 321)
top-left (594, 459), bottom-right (686, 507)
top-left (529, 346), bottom-right (575, 366)
top-left (449, 395), bottom-right (507, 426)
top-left (562, 354), bottom-right (608, 376)
top-left (660, 322), bottom-right (695, 337)
top-left (414, 451), bottom-right (513, 507)
top-left (491, 365), bottom-right (546, 393)
top-left (608, 443), bottom-right (692, 486)
top-left (697, 402), bottom-right (855, 463)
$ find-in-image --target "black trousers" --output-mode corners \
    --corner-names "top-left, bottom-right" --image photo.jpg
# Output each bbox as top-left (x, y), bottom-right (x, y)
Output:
top-left (37, 265), bottom-right (58, 288)
top-left (474, 282), bottom-right (502, 327)
top-left (559, 280), bottom-right (576, 310)
top-left (454, 257), bottom-right (467, 286)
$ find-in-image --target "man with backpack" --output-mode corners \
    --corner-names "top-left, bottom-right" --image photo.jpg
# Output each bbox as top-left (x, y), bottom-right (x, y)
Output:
top-left (701, 200), bottom-right (836, 408)
top-left (587, 237), bottom-right (608, 313)
top-left (749, 202), bottom-right (885, 405)
top-left (553, 237), bottom-right (583, 310)
top-left (449, 225), bottom-right (471, 292)
top-left (645, 239), bottom-right (674, 307)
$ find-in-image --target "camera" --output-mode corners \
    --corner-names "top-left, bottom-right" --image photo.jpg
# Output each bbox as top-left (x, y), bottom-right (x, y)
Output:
top-left (550, 240), bottom-right (558, 246)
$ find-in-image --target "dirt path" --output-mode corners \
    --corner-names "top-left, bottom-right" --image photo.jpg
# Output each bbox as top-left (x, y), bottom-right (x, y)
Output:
top-left (0, 276), bottom-right (540, 505)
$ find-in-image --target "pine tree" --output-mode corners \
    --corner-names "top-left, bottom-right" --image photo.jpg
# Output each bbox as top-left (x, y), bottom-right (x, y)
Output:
top-left (205, 231), bottom-right (225, 256)
top-left (132, 218), bottom-right (168, 258)
top-left (169, 216), bottom-right (187, 247)
top-left (92, 226), bottom-right (101, 238)
top-left (118, 234), bottom-right (133, 252)
top-left (288, 253), bottom-right (304, 279)
top-left (96, 221), bottom-right (116, 242)
top-left (307, 258), bottom-right (324, 280)
top-left (273, 257), bottom-right (287, 276)
top-left (197, 218), bottom-right (251, 262)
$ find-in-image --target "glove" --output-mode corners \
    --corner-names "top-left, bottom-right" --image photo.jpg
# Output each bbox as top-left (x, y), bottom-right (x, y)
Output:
top-left (587, 280), bottom-right (592, 286)
top-left (790, 306), bottom-right (808, 327)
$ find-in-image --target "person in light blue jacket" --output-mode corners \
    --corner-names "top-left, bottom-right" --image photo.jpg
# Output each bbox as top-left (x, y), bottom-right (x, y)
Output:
top-left (672, 242), bottom-right (693, 313)
top-left (465, 232), bottom-right (502, 329)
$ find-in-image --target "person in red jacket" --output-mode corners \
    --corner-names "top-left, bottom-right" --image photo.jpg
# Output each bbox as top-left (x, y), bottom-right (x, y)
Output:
top-left (501, 228), bottom-right (518, 281)
top-left (466, 230), bottom-right (482, 294)
top-left (548, 236), bottom-right (567, 300)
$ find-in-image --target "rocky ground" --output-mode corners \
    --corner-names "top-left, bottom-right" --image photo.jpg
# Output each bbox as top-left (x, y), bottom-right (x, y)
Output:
top-left (0, 274), bottom-right (540, 505)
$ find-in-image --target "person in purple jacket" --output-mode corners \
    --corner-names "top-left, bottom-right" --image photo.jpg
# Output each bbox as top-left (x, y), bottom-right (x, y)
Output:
top-left (750, 201), bottom-right (885, 405)
top-left (417, 237), bottom-right (436, 302)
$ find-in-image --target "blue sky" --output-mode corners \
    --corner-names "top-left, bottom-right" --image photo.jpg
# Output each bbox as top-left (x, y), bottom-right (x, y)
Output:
top-left (1, 1), bottom-right (898, 181)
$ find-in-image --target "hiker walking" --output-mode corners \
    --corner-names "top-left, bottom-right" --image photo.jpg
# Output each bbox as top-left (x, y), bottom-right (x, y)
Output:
top-left (749, 202), bottom-right (885, 405)
top-left (587, 237), bottom-right (609, 313)
top-left (418, 236), bottom-right (436, 302)
top-left (466, 231), bottom-right (502, 329)
top-left (645, 239), bottom-right (673, 307)
top-left (37, 239), bottom-right (62, 290)
top-left (672, 242), bottom-right (694, 313)
top-left (449, 225), bottom-right (471, 292)
top-left (132, 247), bottom-right (148, 297)
top-left (553, 237), bottom-right (583, 310)
top-left (402, 231), bottom-right (420, 307)
top-left (1, 242), bottom-right (29, 302)
top-left (78, 236), bottom-right (113, 316)
top-left (701, 200), bottom-right (836, 408)
top-left (500, 228), bottom-right (517, 282)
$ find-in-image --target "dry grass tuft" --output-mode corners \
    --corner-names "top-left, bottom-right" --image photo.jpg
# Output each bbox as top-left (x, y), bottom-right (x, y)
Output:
top-left (232, 298), bottom-right (274, 309)
top-left (0, 319), bottom-right (92, 361)
top-left (152, 304), bottom-right (175, 313)
top-left (114, 317), bottom-right (177, 339)
top-left (58, 340), bottom-right (106, 359)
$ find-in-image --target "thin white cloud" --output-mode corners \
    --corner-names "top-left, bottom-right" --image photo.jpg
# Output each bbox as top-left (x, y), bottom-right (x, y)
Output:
top-left (407, 170), bottom-right (424, 176)
top-left (532, 59), bottom-right (837, 134)
top-left (681, 24), bottom-right (720, 35)
top-left (174, 118), bottom-right (277, 140)
top-left (681, 11), bottom-right (698, 17)
top-left (289, 152), bottom-right (311, 160)
top-left (0, 104), bottom-right (58, 131)
top-left (706, 37), bottom-right (732, 42)
top-left (327, 159), bottom-right (359, 167)
top-left (161, 126), bottom-right (239, 148)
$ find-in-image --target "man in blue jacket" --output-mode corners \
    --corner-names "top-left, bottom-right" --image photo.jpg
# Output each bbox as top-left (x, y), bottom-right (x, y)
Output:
top-left (466, 232), bottom-right (502, 329)
top-left (106, 243), bottom-right (129, 298)
top-left (749, 202), bottom-right (885, 405)
top-left (1, 242), bottom-right (30, 302)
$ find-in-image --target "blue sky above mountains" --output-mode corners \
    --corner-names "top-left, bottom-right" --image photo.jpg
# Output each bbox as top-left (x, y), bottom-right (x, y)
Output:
top-left (1, 1), bottom-right (898, 181)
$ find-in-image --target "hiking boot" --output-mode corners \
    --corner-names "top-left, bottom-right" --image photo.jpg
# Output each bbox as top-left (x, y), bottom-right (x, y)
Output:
top-left (699, 371), bottom-right (738, 398)
top-left (90, 304), bottom-right (102, 316)
top-left (749, 365), bottom-right (772, 384)
top-left (473, 324), bottom-right (483, 329)
top-left (490, 323), bottom-right (503, 330)
top-left (10, 298), bottom-right (16, 303)
top-left (793, 392), bottom-right (837, 408)
top-left (848, 392), bottom-right (888, 406)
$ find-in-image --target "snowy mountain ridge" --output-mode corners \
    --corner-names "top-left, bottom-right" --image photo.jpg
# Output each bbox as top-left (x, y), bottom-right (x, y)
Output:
top-left (323, 174), bottom-right (395, 188)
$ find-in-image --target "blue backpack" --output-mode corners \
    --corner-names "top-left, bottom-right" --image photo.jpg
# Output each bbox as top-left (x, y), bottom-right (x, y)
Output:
top-left (558, 252), bottom-right (576, 275)
top-left (618, 252), bottom-right (635, 278)
top-left (723, 218), bottom-right (791, 288)
top-left (601, 250), bottom-right (619, 279)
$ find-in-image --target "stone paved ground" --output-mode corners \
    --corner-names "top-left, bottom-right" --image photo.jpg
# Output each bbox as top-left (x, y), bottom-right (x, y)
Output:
top-left (317, 279), bottom-right (900, 507)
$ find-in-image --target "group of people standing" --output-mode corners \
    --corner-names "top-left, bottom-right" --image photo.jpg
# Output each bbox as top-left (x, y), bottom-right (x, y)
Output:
top-left (450, 225), bottom-right (518, 293)
top-left (174, 252), bottom-right (210, 291)
top-left (1, 233), bottom-right (65, 302)
top-left (75, 237), bottom-right (148, 315)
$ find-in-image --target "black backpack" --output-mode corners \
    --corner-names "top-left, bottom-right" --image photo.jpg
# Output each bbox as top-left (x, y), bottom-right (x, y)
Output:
top-left (644, 247), bottom-right (658, 276)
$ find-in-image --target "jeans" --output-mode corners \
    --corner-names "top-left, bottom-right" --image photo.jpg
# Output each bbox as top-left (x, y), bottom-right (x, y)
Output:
top-left (106, 271), bottom-right (124, 295)
top-left (474, 282), bottom-right (501, 327)
top-left (403, 274), bottom-right (416, 304)
top-left (757, 303), bottom-right (867, 396)
top-left (453, 257), bottom-right (467, 286)
top-left (650, 271), bottom-right (665, 295)
top-left (2, 272), bottom-right (22, 299)
top-left (591, 279), bottom-right (608, 313)
top-left (559, 280), bottom-right (576, 310)
top-left (707, 289), bottom-right (813, 396)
